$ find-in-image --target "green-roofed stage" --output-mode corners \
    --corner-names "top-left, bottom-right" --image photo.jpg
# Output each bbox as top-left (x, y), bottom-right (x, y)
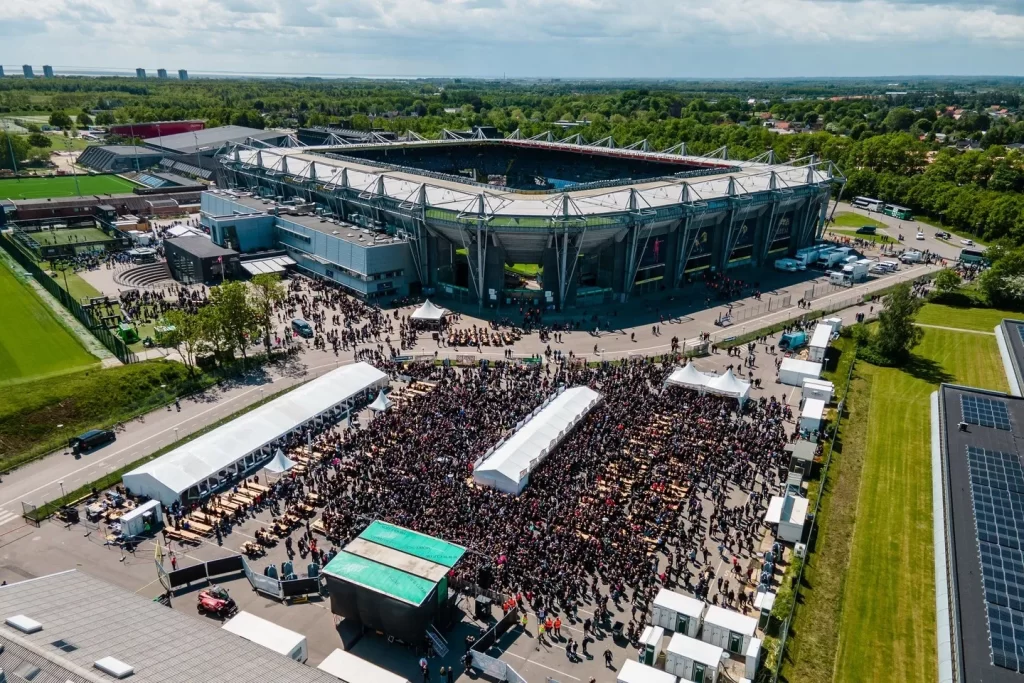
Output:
top-left (323, 521), bottom-right (467, 642)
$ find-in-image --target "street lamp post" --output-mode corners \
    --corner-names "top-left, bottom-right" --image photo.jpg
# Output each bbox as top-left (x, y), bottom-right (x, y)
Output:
top-left (59, 481), bottom-right (66, 501)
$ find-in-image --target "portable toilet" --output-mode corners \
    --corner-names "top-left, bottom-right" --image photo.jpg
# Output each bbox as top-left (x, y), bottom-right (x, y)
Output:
top-left (783, 441), bottom-right (816, 478)
top-left (665, 632), bottom-right (724, 683)
top-left (652, 588), bottom-right (706, 637)
top-left (701, 605), bottom-right (758, 657)
top-left (638, 625), bottom-right (665, 666)
top-left (744, 638), bottom-right (762, 680)
top-left (823, 317), bottom-right (843, 335)
top-left (801, 378), bottom-right (834, 403)
top-left (753, 592), bottom-right (776, 630)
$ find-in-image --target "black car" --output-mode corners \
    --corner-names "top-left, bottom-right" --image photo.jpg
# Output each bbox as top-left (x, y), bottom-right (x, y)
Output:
top-left (69, 429), bottom-right (116, 455)
top-left (856, 226), bottom-right (876, 235)
top-left (935, 231), bottom-right (951, 239)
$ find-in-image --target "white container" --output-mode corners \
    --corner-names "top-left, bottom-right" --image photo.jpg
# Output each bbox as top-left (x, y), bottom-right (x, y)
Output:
top-left (701, 605), bottom-right (758, 656)
top-left (317, 649), bottom-right (411, 683)
top-left (666, 632), bottom-right (724, 683)
top-left (779, 359), bottom-right (822, 387)
top-left (807, 324), bottom-right (832, 363)
top-left (617, 659), bottom-right (678, 683)
top-left (638, 625), bottom-right (666, 666)
top-left (222, 611), bottom-right (307, 663)
top-left (652, 588), bottom-right (706, 637)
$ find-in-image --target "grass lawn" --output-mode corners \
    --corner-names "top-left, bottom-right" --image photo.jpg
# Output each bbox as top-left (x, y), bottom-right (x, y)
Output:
top-left (39, 261), bottom-right (104, 302)
top-left (782, 304), bottom-right (1009, 683)
top-left (824, 228), bottom-right (898, 246)
top-left (32, 227), bottom-right (112, 246)
top-left (831, 212), bottom-right (888, 229)
top-left (0, 174), bottom-right (136, 200)
top-left (0, 260), bottom-right (98, 384)
top-left (0, 360), bottom-right (197, 469)
top-left (916, 303), bottom-right (1024, 332)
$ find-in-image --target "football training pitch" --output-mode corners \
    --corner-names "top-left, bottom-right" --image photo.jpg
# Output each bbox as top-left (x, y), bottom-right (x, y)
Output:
top-left (0, 175), bottom-right (137, 200)
top-left (30, 227), bottom-right (113, 246)
top-left (0, 261), bottom-right (98, 383)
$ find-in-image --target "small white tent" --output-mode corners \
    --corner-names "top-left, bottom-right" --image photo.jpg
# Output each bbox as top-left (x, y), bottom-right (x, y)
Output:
top-left (262, 448), bottom-right (296, 474)
top-left (666, 362), bottom-right (712, 391)
top-left (705, 368), bottom-right (752, 404)
top-left (368, 391), bottom-right (393, 412)
top-left (411, 299), bottom-right (447, 322)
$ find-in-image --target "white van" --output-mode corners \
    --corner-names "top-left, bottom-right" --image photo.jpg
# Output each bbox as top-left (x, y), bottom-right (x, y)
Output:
top-left (900, 250), bottom-right (923, 264)
top-left (775, 258), bottom-right (802, 272)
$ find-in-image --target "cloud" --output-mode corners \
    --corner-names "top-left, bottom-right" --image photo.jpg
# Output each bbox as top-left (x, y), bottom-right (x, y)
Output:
top-left (1, 0), bottom-right (1022, 77)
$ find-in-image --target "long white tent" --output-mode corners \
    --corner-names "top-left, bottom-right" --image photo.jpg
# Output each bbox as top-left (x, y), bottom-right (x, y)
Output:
top-left (473, 386), bottom-right (602, 495)
top-left (410, 299), bottom-right (447, 322)
top-left (123, 362), bottom-right (388, 505)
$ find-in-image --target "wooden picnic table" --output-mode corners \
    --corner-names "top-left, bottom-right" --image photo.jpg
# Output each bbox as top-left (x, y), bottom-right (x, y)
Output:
top-left (184, 519), bottom-right (214, 535)
top-left (244, 482), bottom-right (269, 494)
top-left (166, 528), bottom-right (202, 545)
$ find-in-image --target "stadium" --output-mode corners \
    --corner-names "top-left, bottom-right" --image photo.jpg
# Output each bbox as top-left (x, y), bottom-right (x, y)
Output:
top-left (211, 132), bottom-right (844, 309)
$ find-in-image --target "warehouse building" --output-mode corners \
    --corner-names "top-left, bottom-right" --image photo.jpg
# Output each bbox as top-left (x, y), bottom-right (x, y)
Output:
top-left (144, 125), bottom-right (285, 156)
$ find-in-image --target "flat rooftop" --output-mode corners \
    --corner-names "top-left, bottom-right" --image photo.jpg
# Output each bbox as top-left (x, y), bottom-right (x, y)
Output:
top-left (209, 193), bottom-right (407, 247)
top-left (939, 384), bottom-right (1024, 681)
top-left (1000, 319), bottom-right (1024, 396)
top-left (165, 235), bottom-right (236, 258)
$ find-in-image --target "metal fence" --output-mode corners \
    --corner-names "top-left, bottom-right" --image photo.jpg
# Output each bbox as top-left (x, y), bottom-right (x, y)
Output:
top-left (721, 294), bottom-right (793, 325)
top-left (803, 281), bottom-right (845, 302)
top-left (772, 348), bottom-right (858, 682)
top-left (0, 235), bottom-right (137, 364)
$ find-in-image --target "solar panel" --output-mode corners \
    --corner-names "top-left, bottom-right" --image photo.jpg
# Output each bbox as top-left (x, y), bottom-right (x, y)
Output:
top-left (967, 445), bottom-right (1024, 671)
top-left (963, 395), bottom-right (1012, 430)
top-left (1017, 324), bottom-right (1024, 346)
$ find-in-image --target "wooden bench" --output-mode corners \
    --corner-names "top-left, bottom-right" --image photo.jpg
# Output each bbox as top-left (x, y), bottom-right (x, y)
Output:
top-left (166, 528), bottom-right (202, 545)
top-left (184, 519), bottom-right (214, 535)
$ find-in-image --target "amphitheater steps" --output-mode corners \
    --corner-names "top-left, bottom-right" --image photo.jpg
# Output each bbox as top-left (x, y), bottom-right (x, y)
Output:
top-left (115, 262), bottom-right (174, 289)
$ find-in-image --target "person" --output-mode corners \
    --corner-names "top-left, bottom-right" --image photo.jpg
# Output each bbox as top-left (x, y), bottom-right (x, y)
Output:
top-left (604, 649), bottom-right (613, 668)
top-left (170, 553), bottom-right (177, 570)
top-left (554, 616), bottom-right (561, 638)
top-left (446, 666), bottom-right (454, 683)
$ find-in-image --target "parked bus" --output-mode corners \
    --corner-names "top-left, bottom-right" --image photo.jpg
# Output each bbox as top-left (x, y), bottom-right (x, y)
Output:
top-left (960, 248), bottom-right (989, 265)
top-left (882, 204), bottom-right (913, 220)
top-left (852, 196), bottom-right (885, 212)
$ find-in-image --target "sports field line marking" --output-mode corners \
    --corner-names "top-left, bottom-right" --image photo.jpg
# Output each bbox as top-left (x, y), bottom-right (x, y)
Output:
top-left (0, 358), bottom-right (355, 508)
top-left (915, 323), bottom-right (995, 335)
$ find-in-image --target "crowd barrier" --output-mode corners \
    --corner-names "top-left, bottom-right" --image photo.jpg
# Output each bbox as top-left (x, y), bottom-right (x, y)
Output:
top-left (164, 554), bottom-right (320, 601)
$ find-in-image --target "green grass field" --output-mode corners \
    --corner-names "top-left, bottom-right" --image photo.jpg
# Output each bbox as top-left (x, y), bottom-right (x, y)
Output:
top-left (31, 227), bottom-right (112, 247)
top-left (825, 228), bottom-right (897, 245)
top-left (0, 174), bottom-right (136, 200)
top-left (831, 212), bottom-right (888, 229)
top-left (782, 305), bottom-right (1008, 683)
top-left (0, 261), bottom-right (98, 383)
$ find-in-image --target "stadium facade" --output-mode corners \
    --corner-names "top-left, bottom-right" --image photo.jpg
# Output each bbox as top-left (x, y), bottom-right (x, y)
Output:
top-left (207, 135), bottom-right (844, 310)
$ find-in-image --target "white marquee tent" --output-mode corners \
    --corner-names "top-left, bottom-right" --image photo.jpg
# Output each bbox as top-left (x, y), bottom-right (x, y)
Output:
top-left (368, 391), bottom-right (393, 412)
top-left (123, 362), bottom-right (388, 505)
top-left (263, 448), bottom-right (296, 475)
top-left (473, 386), bottom-right (603, 495)
top-left (410, 299), bottom-right (447, 322)
top-left (667, 363), bottom-right (751, 405)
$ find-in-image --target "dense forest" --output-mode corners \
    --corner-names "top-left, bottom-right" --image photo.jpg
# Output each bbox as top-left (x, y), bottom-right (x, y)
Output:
top-left (1, 76), bottom-right (1023, 242)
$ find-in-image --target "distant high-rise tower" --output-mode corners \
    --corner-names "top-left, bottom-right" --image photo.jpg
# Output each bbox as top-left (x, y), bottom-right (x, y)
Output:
top-left (22, 65), bottom-right (34, 78)
top-left (136, 68), bottom-right (146, 79)
top-left (0, 66), bottom-right (5, 78)
top-left (178, 69), bottom-right (188, 81)
top-left (43, 65), bottom-right (54, 78)
top-left (157, 68), bottom-right (167, 79)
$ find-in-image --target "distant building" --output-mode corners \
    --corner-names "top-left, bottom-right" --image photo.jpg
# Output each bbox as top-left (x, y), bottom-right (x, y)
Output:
top-left (42, 65), bottom-right (54, 78)
top-left (0, 66), bottom-right (5, 78)
top-left (157, 68), bottom-right (168, 79)
top-left (136, 68), bottom-right (146, 79)
top-left (178, 69), bottom-right (188, 80)
top-left (22, 65), bottom-right (33, 78)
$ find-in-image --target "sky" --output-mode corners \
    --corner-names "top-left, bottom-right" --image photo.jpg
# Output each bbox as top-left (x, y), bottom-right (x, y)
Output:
top-left (1, 0), bottom-right (1023, 79)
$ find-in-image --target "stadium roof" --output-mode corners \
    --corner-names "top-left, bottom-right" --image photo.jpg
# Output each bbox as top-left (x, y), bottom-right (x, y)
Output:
top-left (0, 570), bottom-right (339, 683)
top-left (473, 386), bottom-right (603, 495)
top-left (122, 362), bottom-right (387, 504)
top-left (145, 125), bottom-right (282, 154)
top-left (226, 138), bottom-right (837, 218)
top-left (323, 521), bottom-right (466, 606)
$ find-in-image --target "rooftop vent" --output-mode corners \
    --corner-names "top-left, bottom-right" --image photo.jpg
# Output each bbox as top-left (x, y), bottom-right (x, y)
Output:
top-left (94, 657), bottom-right (134, 679)
top-left (5, 615), bottom-right (42, 634)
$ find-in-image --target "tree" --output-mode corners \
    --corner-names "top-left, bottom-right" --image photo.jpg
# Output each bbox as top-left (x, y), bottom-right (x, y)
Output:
top-left (883, 107), bottom-right (916, 132)
top-left (0, 132), bottom-right (29, 171)
top-left (162, 310), bottom-right (207, 375)
top-left (48, 111), bottom-right (72, 129)
top-left (249, 273), bottom-right (287, 357)
top-left (208, 281), bottom-right (258, 366)
top-left (77, 111), bottom-right (93, 127)
top-left (873, 282), bottom-right (924, 362)
top-left (934, 269), bottom-right (962, 293)
top-left (197, 305), bottom-right (226, 366)
top-left (94, 111), bottom-right (116, 126)
top-left (26, 133), bottom-right (51, 149)
top-left (981, 246), bottom-right (1024, 306)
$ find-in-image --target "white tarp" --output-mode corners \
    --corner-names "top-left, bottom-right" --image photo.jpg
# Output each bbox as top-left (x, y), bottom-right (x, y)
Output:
top-left (123, 363), bottom-right (388, 505)
top-left (473, 386), bottom-right (603, 495)
top-left (410, 299), bottom-right (447, 322)
top-left (263, 448), bottom-right (296, 474)
top-left (368, 391), bottom-right (393, 412)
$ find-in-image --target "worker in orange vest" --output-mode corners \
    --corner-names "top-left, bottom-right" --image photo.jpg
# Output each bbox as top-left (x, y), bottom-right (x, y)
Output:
top-left (553, 617), bottom-right (562, 638)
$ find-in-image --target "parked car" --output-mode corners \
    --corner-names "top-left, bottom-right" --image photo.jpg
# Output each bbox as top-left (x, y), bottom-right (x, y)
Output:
top-left (856, 226), bottom-right (877, 235)
top-left (961, 238), bottom-right (975, 246)
top-left (916, 232), bottom-right (925, 240)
